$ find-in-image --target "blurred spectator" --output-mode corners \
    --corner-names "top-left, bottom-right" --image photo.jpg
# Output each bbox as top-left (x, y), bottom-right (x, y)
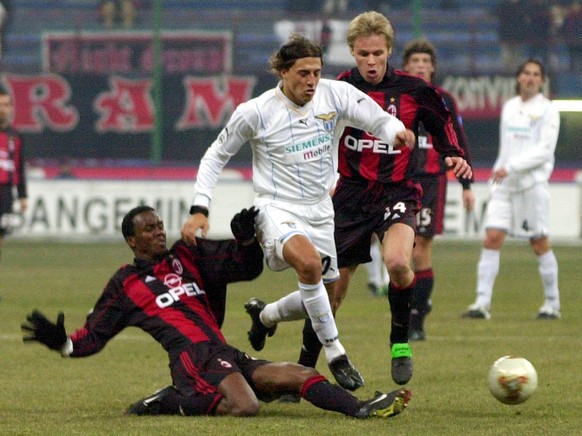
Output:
top-left (495, 0), bottom-right (529, 70)
top-left (440, 0), bottom-right (459, 9)
top-left (561, 0), bottom-right (582, 72)
top-left (323, 0), bottom-right (348, 16)
top-left (0, 89), bottom-right (27, 266)
top-left (99, 0), bottom-right (136, 29)
top-left (524, 0), bottom-right (553, 68)
top-left (0, 0), bottom-right (11, 63)
top-left (285, 0), bottom-right (317, 14)
top-left (56, 160), bottom-right (76, 179)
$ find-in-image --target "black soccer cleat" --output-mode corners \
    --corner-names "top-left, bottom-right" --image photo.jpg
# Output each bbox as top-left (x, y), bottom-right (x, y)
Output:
top-left (355, 388), bottom-right (412, 419)
top-left (328, 354), bottom-right (365, 391)
top-left (391, 343), bottom-right (413, 385)
top-left (244, 297), bottom-right (277, 351)
top-left (126, 386), bottom-right (178, 416)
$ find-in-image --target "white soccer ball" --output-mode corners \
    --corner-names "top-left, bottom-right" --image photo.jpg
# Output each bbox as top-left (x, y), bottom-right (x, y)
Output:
top-left (488, 356), bottom-right (538, 405)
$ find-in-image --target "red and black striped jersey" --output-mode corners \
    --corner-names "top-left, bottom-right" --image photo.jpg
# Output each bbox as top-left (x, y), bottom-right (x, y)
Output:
top-left (0, 128), bottom-right (27, 197)
top-left (409, 86), bottom-right (474, 187)
top-left (69, 238), bottom-right (263, 360)
top-left (336, 66), bottom-right (464, 184)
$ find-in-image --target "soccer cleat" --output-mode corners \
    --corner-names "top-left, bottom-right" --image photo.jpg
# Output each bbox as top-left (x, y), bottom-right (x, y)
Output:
top-left (377, 284), bottom-right (389, 297)
top-left (328, 354), bottom-right (365, 391)
top-left (355, 388), bottom-right (412, 419)
top-left (367, 283), bottom-right (388, 297)
top-left (536, 305), bottom-right (561, 320)
top-left (367, 282), bottom-right (380, 296)
top-left (126, 386), bottom-right (177, 416)
top-left (278, 393), bottom-right (301, 404)
top-left (462, 303), bottom-right (491, 320)
top-left (391, 343), bottom-right (413, 385)
top-left (408, 328), bottom-right (426, 342)
top-left (244, 298), bottom-right (277, 351)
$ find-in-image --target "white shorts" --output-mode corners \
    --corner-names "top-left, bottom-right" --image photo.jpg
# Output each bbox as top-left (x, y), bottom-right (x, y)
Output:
top-left (484, 182), bottom-right (550, 239)
top-left (254, 195), bottom-right (339, 283)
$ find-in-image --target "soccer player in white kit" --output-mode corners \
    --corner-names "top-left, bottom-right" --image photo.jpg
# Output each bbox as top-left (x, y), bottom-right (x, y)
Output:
top-left (182, 35), bottom-right (415, 391)
top-left (463, 59), bottom-right (561, 320)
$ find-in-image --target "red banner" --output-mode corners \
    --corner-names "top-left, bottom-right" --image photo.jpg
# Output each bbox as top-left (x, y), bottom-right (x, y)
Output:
top-left (42, 30), bottom-right (232, 75)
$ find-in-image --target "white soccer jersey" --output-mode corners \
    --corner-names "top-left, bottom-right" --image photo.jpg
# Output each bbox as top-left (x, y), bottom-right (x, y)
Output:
top-left (494, 93), bottom-right (560, 192)
top-left (193, 78), bottom-right (406, 207)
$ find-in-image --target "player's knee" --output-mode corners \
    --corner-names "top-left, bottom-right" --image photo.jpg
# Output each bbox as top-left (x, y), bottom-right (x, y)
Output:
top-left (228, 398), bottom-right (261, 417)
top-left (385, 255), bottom-right (409, 277)
top-left (294, 256), bottom-right (323, 282)
top-left (283, 362), bottom-right (319, 384)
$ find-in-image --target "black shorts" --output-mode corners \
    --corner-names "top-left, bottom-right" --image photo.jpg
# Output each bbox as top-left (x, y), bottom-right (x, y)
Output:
top-left (415, 174), bottom-right (447, 238)
top-left (0, 184), bottom-right (14, 236)
top-left (170, 342), bottom-right (271, 401)
top-left (333, 178), bottom-right (421, 269)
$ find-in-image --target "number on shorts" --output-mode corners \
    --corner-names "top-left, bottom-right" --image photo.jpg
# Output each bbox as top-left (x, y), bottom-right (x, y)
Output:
top-left (384, 202), bottom-right (407, 221)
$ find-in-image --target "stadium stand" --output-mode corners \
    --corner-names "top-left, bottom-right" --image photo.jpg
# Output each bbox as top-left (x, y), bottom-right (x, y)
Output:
top-left (0, 1), bottom-right (573, 79)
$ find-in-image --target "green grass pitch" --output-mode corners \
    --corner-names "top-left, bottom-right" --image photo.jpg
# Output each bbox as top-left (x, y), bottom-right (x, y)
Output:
top-left (1, 239), bottom-right (581, 435)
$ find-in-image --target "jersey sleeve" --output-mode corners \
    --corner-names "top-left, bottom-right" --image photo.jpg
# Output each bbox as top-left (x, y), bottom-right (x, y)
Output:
top-left (418, 86), bottom-right (465, 159)
top-left (181, 238), bottom-right (264, 287)
top-left (16, 135), bottom-right (27, 199)
top-left (440, 89), bottom-right (474, 186)
top-left (193, 105), bottom-right (255, 208)
top-left (68, 272), bottom-right (131, 357)
top-left (334, 81), bottom-right (406, 146)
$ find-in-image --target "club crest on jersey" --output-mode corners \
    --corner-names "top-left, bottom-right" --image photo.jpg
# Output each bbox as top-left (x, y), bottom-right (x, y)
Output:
top-left (315, 111), bottom-right (337, 132)
top-left (172, 258), bottom-right (183, 275)
top-left (387, 103), bottom-right (397, 117)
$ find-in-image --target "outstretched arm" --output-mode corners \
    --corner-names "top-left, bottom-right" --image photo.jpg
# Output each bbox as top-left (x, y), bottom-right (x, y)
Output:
top-left (181, 206), bottom-right (210, 245)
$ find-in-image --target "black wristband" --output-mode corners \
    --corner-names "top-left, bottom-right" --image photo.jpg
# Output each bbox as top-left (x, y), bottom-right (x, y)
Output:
top-left (189, 205), bottom-right (209, 217)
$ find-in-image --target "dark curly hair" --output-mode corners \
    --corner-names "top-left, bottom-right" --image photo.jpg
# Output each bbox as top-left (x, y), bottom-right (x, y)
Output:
top-left (269, 34), bottom-right (323, 76)
top-left (121, 205), bottom-right (155, 240)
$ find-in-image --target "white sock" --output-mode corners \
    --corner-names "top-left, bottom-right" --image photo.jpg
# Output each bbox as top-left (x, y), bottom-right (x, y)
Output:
top-left (538, 250), bottom-right (560, 311)
top-left (299, 280), bottom-right (345, 362)
top-left (366, 239), bottom-right (384, 286)
top-left (476, 248), bottom-right (500, 310)
top-left (260, 291), bottom-right (307, 327)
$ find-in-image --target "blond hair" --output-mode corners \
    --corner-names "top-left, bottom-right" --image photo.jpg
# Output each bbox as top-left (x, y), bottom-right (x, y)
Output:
top-left (347, 11), bottom-right (394, 54)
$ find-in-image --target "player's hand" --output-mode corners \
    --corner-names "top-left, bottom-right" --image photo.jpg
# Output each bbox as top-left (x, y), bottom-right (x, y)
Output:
top-left (445, 156), bottom-right (472, 179)
top-left (492, 167), bottom-right (508, 184)
top-left (394, 129), bottom-right (416, 150)
top-left (21, 310), bottom-right (68, 351)
top-left (230, 206), bottom-right (259, 244)
top-left (181, 213), bottom-right (209, 245)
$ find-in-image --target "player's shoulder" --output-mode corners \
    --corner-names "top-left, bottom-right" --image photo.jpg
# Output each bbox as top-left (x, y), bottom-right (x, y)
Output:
top-left (503, 95), bottom-right (521, 109)
top-left (240, 87), bottom-right (277, 110)
top-left (320, 77), bottom-right (345, 89)
top-left (394, 69), bottom-right (431, 87)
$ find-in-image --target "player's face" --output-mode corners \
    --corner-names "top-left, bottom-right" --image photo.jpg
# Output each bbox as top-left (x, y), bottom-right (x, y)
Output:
top-left (403, 53), bottom-right (434, 83)
top-left (0, 94), bottom-right (14, 130)
top-left (351, 34), bottom-right (390, 85)
top-left (517, 62), bottom-right (544, 99)
top-left (128, 210), bottom-right (167, 261)
top-left (280, 57), bottom-right (322, 106)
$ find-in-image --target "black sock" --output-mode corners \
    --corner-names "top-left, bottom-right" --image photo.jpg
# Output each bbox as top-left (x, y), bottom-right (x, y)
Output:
top-left (150, 386), bottom-right (221, 416)
top-left (302, 375), bottom-right (362, 416)
top-left (297, 318), bottom-right (322, 368)
top-left (388, 281), bottom-right (414, 344)
top-left (410, 269), bottom-right (434, 330)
